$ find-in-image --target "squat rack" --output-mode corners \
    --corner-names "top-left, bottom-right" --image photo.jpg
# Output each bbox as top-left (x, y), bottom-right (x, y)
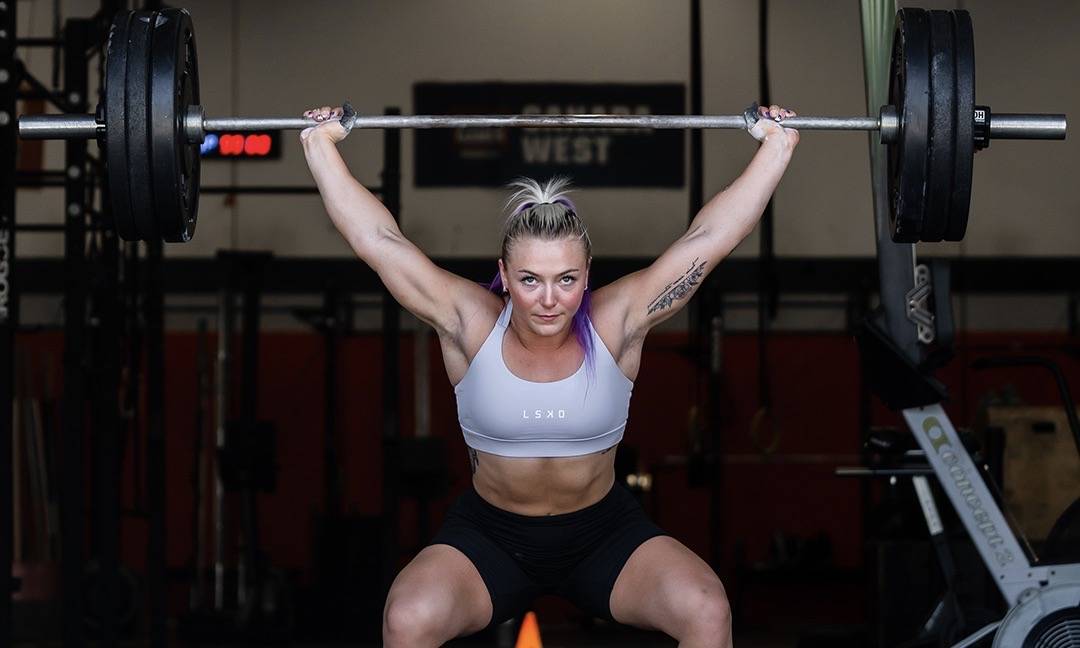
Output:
top-left (0, 3), bottom-right (404, 645)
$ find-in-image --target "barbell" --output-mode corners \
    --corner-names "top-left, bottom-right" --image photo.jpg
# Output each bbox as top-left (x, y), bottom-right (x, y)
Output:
top-left (17, 7), bottom-right (1067, 244)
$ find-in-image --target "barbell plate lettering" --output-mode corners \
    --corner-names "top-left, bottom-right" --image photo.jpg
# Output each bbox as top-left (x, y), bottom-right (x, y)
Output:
top-left (946, 9), bottom-right (975, 242)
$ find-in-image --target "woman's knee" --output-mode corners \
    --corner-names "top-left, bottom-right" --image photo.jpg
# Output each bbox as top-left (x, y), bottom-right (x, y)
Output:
top-left (381, 546), bottom-right (492, 646)
top-left (382, 593), bottom-right (447, 646)
top-left (678, 577), bottom-right (732, 638)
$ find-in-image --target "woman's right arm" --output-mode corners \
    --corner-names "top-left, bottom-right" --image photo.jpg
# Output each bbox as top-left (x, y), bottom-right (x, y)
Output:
top-left (301, 110), bottom-right (491, 338)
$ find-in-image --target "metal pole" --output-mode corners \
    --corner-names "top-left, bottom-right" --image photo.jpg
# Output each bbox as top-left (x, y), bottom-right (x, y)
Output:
top-left (145, 234), bottom-right (167, 646)
top-left (688, 0), bottom-right (703, 220)
top-left (213, 263), bottom-right (232, 612)
top-left (236, 252), bottom-right (269, 616)
top-left (0, 0), bottom-right (16, 642)
top-left (60, 18), bottom-right (90, 648)
top-left (322, 285), bottom-right (343, 518)
top-left (191, 319), bottom-right (209, 613)
top-left (380, 108), bottom-right (402, 598)
top-left (90, 189), bottom-right (122, 646)
top-left (757, 0), bottom-right (777, 413)
top-left (20, 112), bottom-right (879, 136)
top-left (989, 113), bottom-right (1069, 140)
top-left (210, 114), bottom-right (884, 131)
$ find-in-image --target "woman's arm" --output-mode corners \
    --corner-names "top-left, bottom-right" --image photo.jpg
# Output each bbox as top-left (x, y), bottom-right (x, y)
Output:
top-left (301, 107), bottom-right (492, 337)
top-left (594, 105), bottom-right (799, 343)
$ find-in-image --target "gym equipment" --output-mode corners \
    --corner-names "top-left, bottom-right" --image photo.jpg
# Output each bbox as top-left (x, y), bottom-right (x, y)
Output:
top-left (850, 316), bottom-right (1080, 647)
top-left (180, 252), bottom-right (293, 641)
top-left (900, 407), bottom-right (1080, 648)
top-left (17, 8), bottom-right (1066, 243)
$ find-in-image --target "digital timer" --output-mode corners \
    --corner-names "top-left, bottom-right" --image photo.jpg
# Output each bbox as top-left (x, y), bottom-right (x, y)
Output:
top-left (200, 131), bottom-right (282, 160)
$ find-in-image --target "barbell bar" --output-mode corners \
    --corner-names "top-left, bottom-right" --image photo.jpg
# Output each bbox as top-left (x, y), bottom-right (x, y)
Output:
top-left (14, 7), bottom-right (1069, 245)
top-left (19, 109), bottom-right (1066, 144)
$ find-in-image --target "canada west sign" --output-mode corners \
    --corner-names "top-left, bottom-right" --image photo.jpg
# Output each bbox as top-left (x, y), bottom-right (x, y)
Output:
top-left (414, 82), bottom-right (685, 187)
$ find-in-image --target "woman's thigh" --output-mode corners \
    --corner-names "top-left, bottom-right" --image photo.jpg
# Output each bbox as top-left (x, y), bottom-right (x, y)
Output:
top-left (608, 536), bottom-right (730, 639)
top-left (383, 544), bottom-right (493, 643)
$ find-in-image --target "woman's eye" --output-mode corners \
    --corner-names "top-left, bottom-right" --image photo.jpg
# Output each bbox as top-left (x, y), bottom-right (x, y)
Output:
top-left (561, 276), bottom-right (576, 284)
top-left (522, 277), bottom-right (536, 285)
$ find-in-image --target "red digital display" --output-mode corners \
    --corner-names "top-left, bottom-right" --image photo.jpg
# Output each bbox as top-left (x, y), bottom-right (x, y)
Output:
top-left (201, 131), bottom-right (282, 160)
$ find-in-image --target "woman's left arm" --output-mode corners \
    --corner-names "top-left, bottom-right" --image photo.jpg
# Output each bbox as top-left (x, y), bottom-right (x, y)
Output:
top-left (595, 105), bottom-right (799, 342)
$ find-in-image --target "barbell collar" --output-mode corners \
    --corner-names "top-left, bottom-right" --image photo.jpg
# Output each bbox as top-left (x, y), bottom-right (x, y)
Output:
top-left (878, 105), bottom-right (900, 144)
top-left (185, 105), bottom-right (206, 144)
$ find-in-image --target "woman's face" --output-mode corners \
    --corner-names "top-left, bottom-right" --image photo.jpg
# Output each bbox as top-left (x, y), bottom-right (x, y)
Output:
top-left (499, 236), bottom-right (590, 337)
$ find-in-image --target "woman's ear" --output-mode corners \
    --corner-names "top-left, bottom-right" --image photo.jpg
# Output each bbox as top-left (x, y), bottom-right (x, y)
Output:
top-left (497, 258), bottom-right (509, 294)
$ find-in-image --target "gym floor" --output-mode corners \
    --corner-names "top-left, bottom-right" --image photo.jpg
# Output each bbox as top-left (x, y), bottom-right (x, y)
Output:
top-left (11, 629), bottom-right (803, 647)
top-left (159, 628), bottom-right (799, 647)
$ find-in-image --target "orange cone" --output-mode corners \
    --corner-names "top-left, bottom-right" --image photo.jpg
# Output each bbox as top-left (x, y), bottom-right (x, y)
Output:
top-left (514, 611), bottom-right (543, 648)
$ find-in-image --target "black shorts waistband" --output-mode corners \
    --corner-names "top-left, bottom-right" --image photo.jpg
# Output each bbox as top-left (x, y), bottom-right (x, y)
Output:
top-left (463, 479), bottom-right (623, 526)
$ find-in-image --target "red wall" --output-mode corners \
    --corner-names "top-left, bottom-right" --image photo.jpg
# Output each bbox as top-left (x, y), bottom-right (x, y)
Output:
top-left (15, 328), bottom-right (1080, 622)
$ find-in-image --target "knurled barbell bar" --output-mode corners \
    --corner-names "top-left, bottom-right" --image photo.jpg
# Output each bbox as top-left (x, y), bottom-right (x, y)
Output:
top-left (16, 7), bottom-right (1068, 245)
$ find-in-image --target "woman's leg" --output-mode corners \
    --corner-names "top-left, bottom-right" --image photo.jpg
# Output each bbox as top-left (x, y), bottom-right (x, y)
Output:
top-left (382, 544), bottom-right (493, 648)
top-left (608, 536), bottom-right (732, 648)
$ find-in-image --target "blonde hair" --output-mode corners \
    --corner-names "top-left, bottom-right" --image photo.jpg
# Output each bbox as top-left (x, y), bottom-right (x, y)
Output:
top-left (501, 177), bottom-right (591, 260)
top-left (493, 176), bottom-right (596, 381)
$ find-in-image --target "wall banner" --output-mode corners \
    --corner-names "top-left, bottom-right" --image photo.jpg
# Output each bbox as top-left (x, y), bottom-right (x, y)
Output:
top-left (414, 82), bottom-right (685, 187)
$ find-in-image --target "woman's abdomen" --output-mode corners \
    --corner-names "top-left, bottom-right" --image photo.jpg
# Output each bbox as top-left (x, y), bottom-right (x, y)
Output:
top-left (471, 447), bottom-right (617, 516)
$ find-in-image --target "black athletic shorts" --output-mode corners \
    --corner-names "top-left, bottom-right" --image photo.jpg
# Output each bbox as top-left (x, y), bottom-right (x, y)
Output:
top-left (429, 481), bottom-right (667, 626)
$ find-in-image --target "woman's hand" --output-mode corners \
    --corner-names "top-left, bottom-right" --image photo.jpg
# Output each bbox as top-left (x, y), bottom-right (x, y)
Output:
top-left (747, 104), bottom-right (800, 149)
top-left (300, 105), bottom-right (349, 145)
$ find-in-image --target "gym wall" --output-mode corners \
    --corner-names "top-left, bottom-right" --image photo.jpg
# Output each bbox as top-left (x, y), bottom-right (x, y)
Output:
top-left (13, 0), bottom-right (1080, 259)
top-left (9, 2), bottom-right (1080, 635)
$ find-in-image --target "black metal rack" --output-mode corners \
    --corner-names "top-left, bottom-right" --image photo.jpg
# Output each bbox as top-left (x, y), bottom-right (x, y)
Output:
top-left (0, 0), bottom-right (16, 642)
top-left (0, 1), bottom-right (404, 643)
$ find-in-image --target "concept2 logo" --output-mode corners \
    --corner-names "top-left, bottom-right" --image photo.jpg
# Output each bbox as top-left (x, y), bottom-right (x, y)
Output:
top-left (922, 416), bottom-right (1014, 567)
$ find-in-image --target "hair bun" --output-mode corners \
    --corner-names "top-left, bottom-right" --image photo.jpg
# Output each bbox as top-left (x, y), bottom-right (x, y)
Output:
top-left (506, 177), bottom-right (576, 216)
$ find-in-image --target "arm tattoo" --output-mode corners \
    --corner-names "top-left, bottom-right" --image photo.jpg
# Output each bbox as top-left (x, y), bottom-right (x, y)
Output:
top-left (647, 258), bottom-right (707, 315)
top-left (468, 448), bottom-right (479, 474)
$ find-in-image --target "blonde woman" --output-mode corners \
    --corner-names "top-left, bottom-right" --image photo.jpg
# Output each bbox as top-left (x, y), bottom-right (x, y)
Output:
top-left (301, 103), bottom-right (798, 648)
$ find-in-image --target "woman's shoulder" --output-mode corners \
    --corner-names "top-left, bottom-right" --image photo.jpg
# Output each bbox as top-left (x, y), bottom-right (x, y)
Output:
top-left (586, 288), bottom-right (632, 358)
top-left (441, 291), bottom-right (505, 385)
top-left (459, 292), bottom-right (506, 355)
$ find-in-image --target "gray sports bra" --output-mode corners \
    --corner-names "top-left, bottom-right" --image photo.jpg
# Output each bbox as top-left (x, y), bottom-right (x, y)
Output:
top-left (454, 301), bottom-right (634, 458)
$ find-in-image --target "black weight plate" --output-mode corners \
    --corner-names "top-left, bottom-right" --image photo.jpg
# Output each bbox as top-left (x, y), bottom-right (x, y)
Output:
top-left (946, 10), bottom-right (975, 242)
top-left (887, 8), bottom-right (931, 243)
top-left (125, 11), bottom-right (157, 241)
top-left (105, 11), bottom-right (135, 241)
top-left (921, 10), bottom-right (956, 242)
top-left (149, 8), bottom-right (200, 243)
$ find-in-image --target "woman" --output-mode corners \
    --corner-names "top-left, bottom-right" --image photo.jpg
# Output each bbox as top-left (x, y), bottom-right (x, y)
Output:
top-left (301, 103), bottom-right (798, 648)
